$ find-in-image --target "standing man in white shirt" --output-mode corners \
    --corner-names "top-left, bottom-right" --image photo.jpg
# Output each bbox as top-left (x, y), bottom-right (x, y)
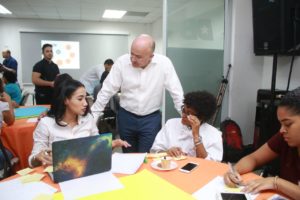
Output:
top-left (91, 34), bottom-right (184, 153)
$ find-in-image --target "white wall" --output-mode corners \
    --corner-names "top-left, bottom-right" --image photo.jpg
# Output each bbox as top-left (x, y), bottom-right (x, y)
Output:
top-left (262, 56), bottom-right (300, 90)
top-left (151, 18), bottom-right (163, 54)
top-left (0, 18), bottom-right (153, 85)
top-left (229, 0), bottom-right (300, 144)
top-left (229, 0), bottom-right (263, 144)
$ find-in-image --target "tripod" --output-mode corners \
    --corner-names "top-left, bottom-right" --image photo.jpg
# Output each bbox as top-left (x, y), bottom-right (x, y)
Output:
top-left (211, 64), bottom-right (231, 126)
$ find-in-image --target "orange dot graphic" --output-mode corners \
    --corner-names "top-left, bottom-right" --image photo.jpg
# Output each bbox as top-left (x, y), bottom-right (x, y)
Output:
top-left (65, 59), bottom-right (71, 64)
top-left (56, 59), bottom-right (63, 66)
top-left (65, 44), bottom-right (71, 50)
top-left (69, 52), bottom-right (75, 58)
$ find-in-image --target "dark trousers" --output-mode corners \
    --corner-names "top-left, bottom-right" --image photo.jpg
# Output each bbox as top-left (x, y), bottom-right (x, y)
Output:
top-left (117, 107), bottom-right (161, 153)
top-left (35, 92), bottom-right (52, 105)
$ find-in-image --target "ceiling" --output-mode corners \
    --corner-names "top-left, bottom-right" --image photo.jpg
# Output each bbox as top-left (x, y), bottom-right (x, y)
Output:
top-left (0, 0), bottom-right (165, 23)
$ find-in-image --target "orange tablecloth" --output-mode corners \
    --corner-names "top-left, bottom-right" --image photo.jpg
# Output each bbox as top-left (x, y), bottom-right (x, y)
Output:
top-left (1, 118), bottom-right (37, 171)
top-left (2, 157), bottom-right (276, 199)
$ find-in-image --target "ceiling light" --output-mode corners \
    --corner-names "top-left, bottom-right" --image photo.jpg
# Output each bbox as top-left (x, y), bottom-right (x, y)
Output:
top-left (0, 4), bottom-right (12, 14)
top-left (102, 9), bottom-right (127, 19)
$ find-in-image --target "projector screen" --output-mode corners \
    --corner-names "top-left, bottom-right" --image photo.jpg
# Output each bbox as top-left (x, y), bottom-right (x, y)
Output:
top-left (20, 32), bottom-right (128, 83)
top-left (41, 40), bottom-right (80, 69)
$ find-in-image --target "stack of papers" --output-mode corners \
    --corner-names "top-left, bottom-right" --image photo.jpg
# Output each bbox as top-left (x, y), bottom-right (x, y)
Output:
top-left (0, 179), bottom-right (57, 200)
top-left (111, 152), bottom-right (146, 174)
top-left (192, 176), bottom-right (258, 200)
top-left (59, 171), bottom-right (123, 199)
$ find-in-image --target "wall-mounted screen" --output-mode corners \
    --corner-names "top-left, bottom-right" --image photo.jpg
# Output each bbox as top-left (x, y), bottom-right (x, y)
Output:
top-left (41, 40), bottom-right (80, 69)
top-left (20, 32), bottom-right (128, 83)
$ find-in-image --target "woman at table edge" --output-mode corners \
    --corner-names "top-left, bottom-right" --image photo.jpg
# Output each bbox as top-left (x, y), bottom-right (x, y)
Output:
top-left (29, 79), bottom-right (130, 167)
top-left (224, 87), bottom-right (300, 200)
top-left (0, 82), bottom-right (15, 171)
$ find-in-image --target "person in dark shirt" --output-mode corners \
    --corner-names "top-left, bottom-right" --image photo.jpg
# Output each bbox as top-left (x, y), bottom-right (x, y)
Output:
top-left (223, 87), bottom-right (300, 199)
top-left (32, 44), bottom-right (60, 104)
top-left (99, 59), bottom-right (114, 85)
top-left (1, 50), bottom-right (18, 77)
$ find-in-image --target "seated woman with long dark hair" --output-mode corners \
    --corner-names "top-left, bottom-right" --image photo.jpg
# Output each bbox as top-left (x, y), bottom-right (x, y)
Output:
top-left (29, 79), bottom-right (130, 167)
top-left (224, 87), bottom-right (300, 199)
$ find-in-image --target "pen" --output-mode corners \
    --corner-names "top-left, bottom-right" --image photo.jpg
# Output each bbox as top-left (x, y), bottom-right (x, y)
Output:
top-left (228, 162), bottom-right (236, 174)
top-left (228, 162), bottom-right (244, 186)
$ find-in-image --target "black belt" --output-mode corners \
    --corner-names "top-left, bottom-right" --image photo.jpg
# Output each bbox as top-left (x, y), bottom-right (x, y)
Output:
top-left (120, 107), bottom-right (160, 118)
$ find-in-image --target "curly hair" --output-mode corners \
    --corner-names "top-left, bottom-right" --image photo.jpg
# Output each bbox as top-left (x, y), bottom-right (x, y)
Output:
top-left (47, 79), bottom-right (90, 126)
top-left (279, 87), bottom-right (300, 115)
top-left (183, 91), bottom-right (217, 123)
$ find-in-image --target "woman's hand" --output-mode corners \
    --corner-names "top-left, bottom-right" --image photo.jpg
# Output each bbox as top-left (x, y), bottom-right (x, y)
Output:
top-left (187, 115), bottom-right (201, 135)
top-left (167, 147), bottom-right (185, 157)
top-left (242, 177), bottom-right (276, 194)
top-left (224, 171), bottom-right (243, 188)
top-left (112, 139), bottom-right (131, 148)
top-left (35, 149), bottom-right (52, 166)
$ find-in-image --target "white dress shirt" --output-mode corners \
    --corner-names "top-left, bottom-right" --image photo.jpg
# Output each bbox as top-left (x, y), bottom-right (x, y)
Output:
top-left (79, 65), bottom-right (104, 94)
top-left (91, 53), bottom-right (184, 119)
top-left (28, 113), bottom-right (99, 167)
top-left (150, 118), bottom-right (223, 161)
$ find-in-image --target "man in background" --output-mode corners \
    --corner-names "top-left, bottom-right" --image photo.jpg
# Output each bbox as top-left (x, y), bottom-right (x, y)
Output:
top-left (32, 44), bottom-right (60, 104)
top-left (99, 59), bottom-right (114, 85)
top-left (1, 50), bottom-right (18, 76)
top-left (92, 34), bottom-right (184, 153)
top-left (80, 59), bottom-right (114, 95)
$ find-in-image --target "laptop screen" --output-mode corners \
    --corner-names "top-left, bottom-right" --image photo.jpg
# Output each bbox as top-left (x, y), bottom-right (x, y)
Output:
top-left (52, 133), bottom-right (112, 183)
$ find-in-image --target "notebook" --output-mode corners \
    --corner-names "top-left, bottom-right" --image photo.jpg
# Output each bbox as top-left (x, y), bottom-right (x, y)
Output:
top-left (50, 133), bottom-right (112, 183)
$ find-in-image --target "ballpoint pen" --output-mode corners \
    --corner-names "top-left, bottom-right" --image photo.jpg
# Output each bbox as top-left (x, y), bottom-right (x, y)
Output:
top-left (228, 162), bottom-right (244, 186)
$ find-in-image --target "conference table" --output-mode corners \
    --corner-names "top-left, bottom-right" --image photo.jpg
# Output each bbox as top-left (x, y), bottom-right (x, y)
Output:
top-left (1, 105), bottom-right (49, 171)
top-left (1, 118), bottom-right (37, 171)
top-left (2, 157), bottom-right (278, 200)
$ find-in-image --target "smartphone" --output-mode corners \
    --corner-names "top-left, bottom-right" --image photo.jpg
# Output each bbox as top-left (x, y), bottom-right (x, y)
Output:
top-left (216, 192), bottom-right (251, 200)
top-left (179, 162), bottom-right (198, 173)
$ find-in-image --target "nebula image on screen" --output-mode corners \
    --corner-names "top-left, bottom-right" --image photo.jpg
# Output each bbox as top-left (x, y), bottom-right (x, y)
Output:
top-left (52, 133), bottom-right (112, 182)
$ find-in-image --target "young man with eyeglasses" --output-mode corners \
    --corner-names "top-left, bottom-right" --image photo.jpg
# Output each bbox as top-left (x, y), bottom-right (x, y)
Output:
top-left (151, 91), bottom-right (223, 161)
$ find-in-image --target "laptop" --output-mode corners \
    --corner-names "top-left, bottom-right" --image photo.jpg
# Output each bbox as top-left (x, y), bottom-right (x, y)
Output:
top-left (50, 133), bottom-right (112, 183)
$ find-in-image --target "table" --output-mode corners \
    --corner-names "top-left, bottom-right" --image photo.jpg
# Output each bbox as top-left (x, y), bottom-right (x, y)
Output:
top-left (1, 105), bottom-right (49, 171)
top-left (2, 157), bottom-right (277, 199)
top-left (1, 118), bottom-right (37, 171)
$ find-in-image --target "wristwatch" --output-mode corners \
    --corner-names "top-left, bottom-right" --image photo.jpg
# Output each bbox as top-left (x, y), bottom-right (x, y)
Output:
top-left (194, 136), bottom-right (203, 146)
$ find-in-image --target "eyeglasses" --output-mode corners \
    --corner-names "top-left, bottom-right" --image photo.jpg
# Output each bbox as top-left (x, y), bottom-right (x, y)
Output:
top-left (181, 105), bottom-right (196, 116)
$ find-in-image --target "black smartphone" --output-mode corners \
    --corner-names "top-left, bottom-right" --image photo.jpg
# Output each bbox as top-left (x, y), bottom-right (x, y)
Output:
top-left (217, 192), bottom-right (250, 200)
top-left (179, 162), bottom-right (198, 173)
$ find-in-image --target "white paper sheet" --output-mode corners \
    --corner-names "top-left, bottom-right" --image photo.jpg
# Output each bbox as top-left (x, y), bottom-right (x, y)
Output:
top-left (111, 152), bottom-right (146, 174)
top-left (59, 171), bottom-right (123, 199)
top-left (0, 179), bottom-right (57, 200)
top-left (192, 176), bottom-right (258, 200)
top-left (27, 117), bottom-right (38, 123)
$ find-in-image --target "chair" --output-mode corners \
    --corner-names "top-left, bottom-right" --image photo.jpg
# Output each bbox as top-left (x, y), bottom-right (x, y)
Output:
top-left (19, 90), bottom-right (31, 106)
top-left (0, 137), bottom-right (19, 179)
